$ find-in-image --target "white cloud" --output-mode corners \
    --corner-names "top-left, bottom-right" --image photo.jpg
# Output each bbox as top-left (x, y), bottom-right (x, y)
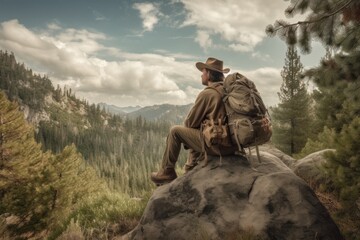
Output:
top-left (0, 19), bottom-right (201, 107)
top-left (195, 30), bottom-right (213, 50)
top-left (0, 19), bottom-right (283, 108)
top-left (180, 0), bottom-right (293, 52)
top-left (251, 51), bottom-right (271, 61)
top-left (133, 3), bottom-right (161, 32)
top-left (47, 22), bottom-right (61, 30)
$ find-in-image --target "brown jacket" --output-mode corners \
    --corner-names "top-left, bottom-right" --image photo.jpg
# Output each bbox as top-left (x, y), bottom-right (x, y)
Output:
top-left (184, 82), bottom-right (236, 155)
top-left (184, 82), bottom-right (226, 129)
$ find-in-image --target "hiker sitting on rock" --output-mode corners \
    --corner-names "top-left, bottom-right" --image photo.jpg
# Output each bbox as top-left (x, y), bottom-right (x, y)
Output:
top-left (150, 57), bottom-right (237, 185)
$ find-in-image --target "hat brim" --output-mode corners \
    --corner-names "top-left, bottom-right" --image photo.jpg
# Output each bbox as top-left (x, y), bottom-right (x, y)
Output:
top-left (196, 62), bottom-right (230, 73)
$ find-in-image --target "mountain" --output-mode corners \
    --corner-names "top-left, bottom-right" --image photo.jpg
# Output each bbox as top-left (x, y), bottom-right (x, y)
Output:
top-left (117, 105), bottom-right (142, 113)
top-left (99, 101), bottom-right (193, 125)
top-left (98, 102), bottom-right (142, 115)
top-left (127, 103), bottom-right (193, 124)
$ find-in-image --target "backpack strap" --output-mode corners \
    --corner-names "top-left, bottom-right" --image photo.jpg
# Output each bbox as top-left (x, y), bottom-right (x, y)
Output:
top-left (255, 145), bottom-right (262, 163)
top-left (248, 145), bottom-right (262, 163)
top-left (207, 85), bottom-right (228, 123)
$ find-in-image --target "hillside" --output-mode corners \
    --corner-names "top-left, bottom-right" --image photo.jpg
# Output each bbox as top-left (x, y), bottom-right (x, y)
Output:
top-left (0, 50), bottom-right (185, 195)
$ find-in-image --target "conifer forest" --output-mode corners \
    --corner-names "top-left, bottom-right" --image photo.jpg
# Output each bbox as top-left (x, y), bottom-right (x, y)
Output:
top-left (0, 50), bottom-right (187, 238)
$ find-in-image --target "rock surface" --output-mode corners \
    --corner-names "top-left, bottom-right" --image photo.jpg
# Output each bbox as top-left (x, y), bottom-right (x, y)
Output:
top-left (292, 149), bottom-right (335, 183)
top-left (259, 144), bottom-right (295, 167)
top-left (122, 151), bottom-right (343, 240)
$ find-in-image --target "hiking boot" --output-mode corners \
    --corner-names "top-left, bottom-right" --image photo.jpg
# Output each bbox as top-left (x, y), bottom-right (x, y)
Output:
top-left (150, 168), bottom-right (177, 185)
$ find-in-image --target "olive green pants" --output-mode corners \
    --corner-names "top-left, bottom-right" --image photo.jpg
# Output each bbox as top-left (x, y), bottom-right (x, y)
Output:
top-left (161, 125), bottom-right (235, 170)
top-left (161, 125), bottom-right (203, 170)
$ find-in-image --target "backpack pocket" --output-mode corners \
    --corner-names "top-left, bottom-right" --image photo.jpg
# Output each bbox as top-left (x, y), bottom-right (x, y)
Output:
top-left (202, 118), bottom-right (231, 148)
top-left (229, 116), bottom-right (272, 148)
top-left (230, 118), bottom-right (254, 147)
top-left (252, 116), bottom-right (272, 146)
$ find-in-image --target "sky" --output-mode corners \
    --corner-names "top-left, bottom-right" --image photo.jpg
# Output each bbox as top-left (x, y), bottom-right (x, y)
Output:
top-left (0, 0), bottom-right (326, 107)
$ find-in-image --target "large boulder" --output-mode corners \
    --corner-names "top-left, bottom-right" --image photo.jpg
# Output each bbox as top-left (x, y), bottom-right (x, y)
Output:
top-left (122, 152), bottom-right (343, 240)
top-left (292, 149), bottom-right (335, 184)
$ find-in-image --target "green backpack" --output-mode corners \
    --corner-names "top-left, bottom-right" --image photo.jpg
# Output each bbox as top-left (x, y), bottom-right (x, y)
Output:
top-left (222, 72), bottom-right (272, 159)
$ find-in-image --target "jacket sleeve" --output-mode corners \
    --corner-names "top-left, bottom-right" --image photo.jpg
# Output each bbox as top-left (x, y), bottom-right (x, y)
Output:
top-left (184, 90), bottom-right (211, 128)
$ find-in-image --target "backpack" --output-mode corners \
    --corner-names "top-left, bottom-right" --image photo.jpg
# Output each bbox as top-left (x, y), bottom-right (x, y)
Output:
top-left (222, 72), bottom-right (272, 160)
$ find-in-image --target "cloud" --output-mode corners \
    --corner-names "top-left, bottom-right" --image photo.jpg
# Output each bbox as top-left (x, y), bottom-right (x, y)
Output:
top-left (0, 19), bottom-right (282, 108)
top-left (0, 19), bottom-right (202, 107)
top-left (232, 67), bottom-right (282, 107)
top-left (133, 3), bottom-right (161, 32)
top-left (195, 30), bottom-right (213, 50)
top-left (47, 22), bottom-right (61, 30)
top-left (251, 51), bottom-right (271, 61)
top-left (180, 0), bottom-right (292, 52)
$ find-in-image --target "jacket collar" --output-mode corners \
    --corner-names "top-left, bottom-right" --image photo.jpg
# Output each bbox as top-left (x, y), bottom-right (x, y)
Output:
top-left (208, 81), bottom-right (223, 88)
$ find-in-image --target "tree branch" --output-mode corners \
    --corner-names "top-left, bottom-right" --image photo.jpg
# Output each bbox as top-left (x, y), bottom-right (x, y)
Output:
top-left (273, 0), bottom-right (355, 31)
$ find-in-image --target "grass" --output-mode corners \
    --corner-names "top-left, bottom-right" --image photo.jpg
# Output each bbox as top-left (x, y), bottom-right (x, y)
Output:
top-left (49, 191), bottom-right (150, 240)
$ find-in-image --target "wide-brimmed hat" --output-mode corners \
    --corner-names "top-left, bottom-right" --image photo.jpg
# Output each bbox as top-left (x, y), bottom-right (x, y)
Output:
top-left (196, 57), bottom-right (230, 73)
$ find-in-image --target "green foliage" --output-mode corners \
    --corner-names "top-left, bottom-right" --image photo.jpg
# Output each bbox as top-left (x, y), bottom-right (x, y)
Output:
top-left (36, 114), bottom-right (181, 196)
top-left (0, 50), bottom-right (54, 110)
top-left (295, 127), bottom-right (336, 159)
top-left (269, 4), bottom-right (360, 237)
top-left (271, 46), bottom-right (313, 155)
top-left (312, 85), bottom-right (347, 134)
top-left (0, 90), bottom-right (51, 233)
top-left (46, 144), bottom-right (108, 230)
top-left (49, 192), bottom-right (149, 240)
top-left (266, 0), bottom-right (359, 54)
top-left (56, 219), bottom-right (85, 240)
top-left (324, 117), bottom-right (360, 207)
top-left (0, 50), bottom-right (188, 197)
top-left (0, 91), bottom-right (108, 237)
top-left (0, 49), bottom-right (191, 213)
top-left (0, 50), bottom-right (200, 239)
top-left (321, 117), bottom-right (360, 238)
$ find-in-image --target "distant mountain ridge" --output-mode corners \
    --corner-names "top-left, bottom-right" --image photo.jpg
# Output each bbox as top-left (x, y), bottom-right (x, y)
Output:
top-left (128, 103), bottom-right (192, 124)
top-left (100, 102), bottom-right (193, 124)
top-left (98, 103), bottom-right (142, 115)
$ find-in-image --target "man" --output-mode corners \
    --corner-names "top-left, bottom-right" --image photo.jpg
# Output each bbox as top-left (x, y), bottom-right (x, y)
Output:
top-left (150, 57), bottom-right (236, 185)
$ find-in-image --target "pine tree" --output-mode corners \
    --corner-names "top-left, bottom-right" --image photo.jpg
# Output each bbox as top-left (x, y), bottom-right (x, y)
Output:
top-left (0, 91), bottom-right (107, 235)
top-left (267, 0), bottom-right (360, 235)
top-left (271, 46), bottom-right (313, 155)
top-left (325, 118), bottom-right (360, 206)
top-left (47, 144), bottom-right (106, 230)
top-left (0, 90), bottom-right (51, 233)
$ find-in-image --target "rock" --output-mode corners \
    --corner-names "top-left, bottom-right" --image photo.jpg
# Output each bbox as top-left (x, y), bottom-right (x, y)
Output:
top-left (20, 104), bottom-right (50, 126)
top-left (259, 144), bottom-right (296, 167)
top-left (122, 152), bottom-right (343, 240)
top-left (293, 149), bottom-right (335, 184)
